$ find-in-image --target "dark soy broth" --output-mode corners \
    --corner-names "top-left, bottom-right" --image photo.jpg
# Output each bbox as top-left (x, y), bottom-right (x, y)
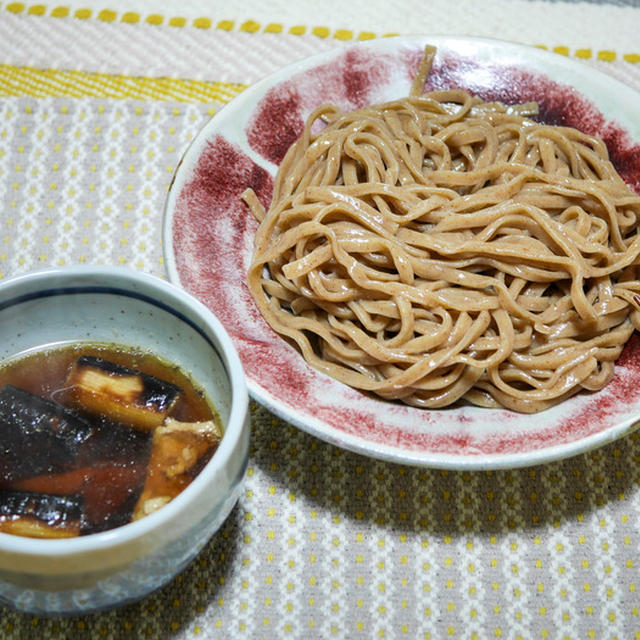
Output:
top-left (0, 343), bottom-right (221, 536)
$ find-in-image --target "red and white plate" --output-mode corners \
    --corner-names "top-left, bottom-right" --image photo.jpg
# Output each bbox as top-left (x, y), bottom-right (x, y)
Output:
top-left (163, 36), bottom-right (640, 469)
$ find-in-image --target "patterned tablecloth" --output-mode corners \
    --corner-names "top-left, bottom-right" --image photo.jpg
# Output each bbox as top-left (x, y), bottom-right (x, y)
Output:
top-left (0, 1), bottom-right (639, 638)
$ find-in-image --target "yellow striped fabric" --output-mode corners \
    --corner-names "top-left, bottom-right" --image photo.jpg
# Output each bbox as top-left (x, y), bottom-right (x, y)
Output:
top-left (0, 2), bottom-right (637, 62)
top-left (0, 65), bottom-right (248, 102)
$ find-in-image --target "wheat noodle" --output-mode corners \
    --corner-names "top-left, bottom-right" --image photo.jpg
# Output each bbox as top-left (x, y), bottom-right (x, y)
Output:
top-left (244, 46), bottom-right (640, 412)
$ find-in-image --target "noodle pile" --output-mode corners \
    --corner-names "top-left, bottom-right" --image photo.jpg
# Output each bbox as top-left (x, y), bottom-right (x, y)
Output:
top-left (245, 47), bottom-right (640, 413)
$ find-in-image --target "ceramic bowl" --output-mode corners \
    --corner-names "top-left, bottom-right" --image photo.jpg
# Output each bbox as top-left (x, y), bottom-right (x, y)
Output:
top-left (0, 266), bottom-right (250, 615)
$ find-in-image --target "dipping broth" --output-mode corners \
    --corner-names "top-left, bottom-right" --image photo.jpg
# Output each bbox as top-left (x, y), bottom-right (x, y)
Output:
top-left (0, 343), bottom-right (223, 538)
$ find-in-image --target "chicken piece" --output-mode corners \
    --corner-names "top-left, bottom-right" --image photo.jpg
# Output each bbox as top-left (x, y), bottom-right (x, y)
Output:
top-left (132, 418), bottom-right (222, 520)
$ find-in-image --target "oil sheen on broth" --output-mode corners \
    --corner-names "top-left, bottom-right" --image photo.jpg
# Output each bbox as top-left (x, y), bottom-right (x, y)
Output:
top-left (0, 344), bottom-right (223, 538)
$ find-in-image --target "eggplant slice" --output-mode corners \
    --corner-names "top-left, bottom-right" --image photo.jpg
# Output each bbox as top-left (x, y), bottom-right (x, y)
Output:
top-left (0, 385), bottom-right (95, 483)
top-left (65, 356), bottom-right (181, 431)
top-left (0, 488), bottom-right (82, 538)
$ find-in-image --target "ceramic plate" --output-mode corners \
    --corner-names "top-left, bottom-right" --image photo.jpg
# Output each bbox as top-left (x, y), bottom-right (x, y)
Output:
top-left (163, 36), bottom-right (640, 469)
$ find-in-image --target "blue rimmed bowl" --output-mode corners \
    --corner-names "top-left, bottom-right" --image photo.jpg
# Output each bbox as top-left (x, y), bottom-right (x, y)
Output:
top-left (0, 266), bottom-right (250, 615)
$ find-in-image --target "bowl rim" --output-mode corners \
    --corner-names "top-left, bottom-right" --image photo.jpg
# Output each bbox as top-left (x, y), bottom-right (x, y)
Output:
top-left (0, 265), bottom-right (249, 559)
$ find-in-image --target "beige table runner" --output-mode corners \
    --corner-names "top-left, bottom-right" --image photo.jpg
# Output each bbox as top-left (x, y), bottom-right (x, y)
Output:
top-left (0, 2), bottom-right (639, 638)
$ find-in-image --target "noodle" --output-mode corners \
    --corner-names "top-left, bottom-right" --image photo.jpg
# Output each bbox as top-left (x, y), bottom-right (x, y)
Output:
top-left (244, 47), bottom-right (640, 413)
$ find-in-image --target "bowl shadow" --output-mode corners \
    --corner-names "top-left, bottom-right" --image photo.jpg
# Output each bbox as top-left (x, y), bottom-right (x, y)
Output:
top-left (0, 504), bottom-right (242, 638)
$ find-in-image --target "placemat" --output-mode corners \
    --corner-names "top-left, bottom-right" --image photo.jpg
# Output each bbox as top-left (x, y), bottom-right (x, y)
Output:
top-left (0, 2), bottom-right (639, 638)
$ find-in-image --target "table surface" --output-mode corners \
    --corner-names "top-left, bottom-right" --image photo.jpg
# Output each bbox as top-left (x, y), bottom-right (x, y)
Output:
top-left (0, 1), bottom-right (640, 638)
